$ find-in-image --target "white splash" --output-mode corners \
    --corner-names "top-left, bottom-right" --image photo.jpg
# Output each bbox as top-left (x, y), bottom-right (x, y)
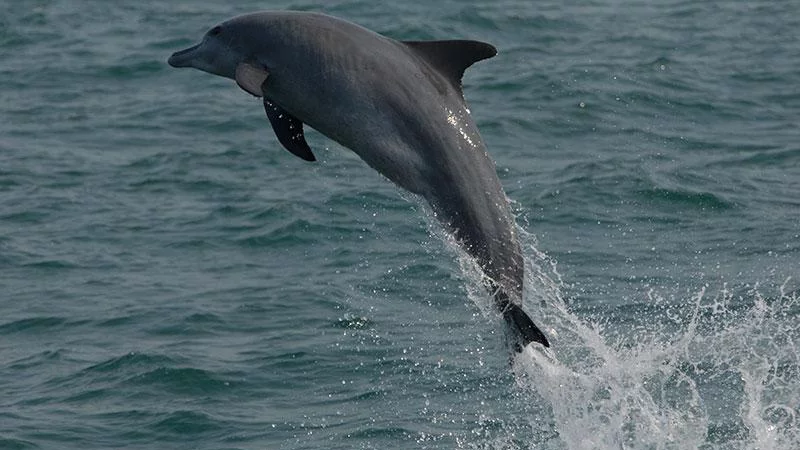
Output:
top-left (506, 232), bottom-right (799, 450)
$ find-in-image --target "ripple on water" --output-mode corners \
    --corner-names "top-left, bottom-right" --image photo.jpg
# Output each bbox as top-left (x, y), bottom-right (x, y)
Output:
top-left (0, 317), bottom-right (69, 334)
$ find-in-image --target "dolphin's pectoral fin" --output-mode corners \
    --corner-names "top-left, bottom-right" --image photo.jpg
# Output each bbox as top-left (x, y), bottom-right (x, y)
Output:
top-left (402, 40), bottom-right (497, 93)
top-left (263, 99), bottom-right (316, 162)
top-left (235, 62), bottom-right (269, 97)
top-left (235, 62), bottom-right (315, 161)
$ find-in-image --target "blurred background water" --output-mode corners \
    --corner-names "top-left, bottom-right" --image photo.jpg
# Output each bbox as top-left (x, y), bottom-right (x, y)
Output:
top-left (1, 1), bottom-right (798, 449)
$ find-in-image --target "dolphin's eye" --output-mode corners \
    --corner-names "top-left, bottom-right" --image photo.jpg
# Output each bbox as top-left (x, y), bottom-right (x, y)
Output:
top-left (209, 26), bottom-right (222, 36)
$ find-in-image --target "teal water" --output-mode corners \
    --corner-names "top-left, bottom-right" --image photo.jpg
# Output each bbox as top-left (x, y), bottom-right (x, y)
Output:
top-left (2, 1), bottom-right (798, 449)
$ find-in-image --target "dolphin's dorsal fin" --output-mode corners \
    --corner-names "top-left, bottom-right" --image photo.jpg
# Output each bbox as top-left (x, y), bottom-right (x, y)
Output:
top-left (403, 40), bottom-right (497, 92)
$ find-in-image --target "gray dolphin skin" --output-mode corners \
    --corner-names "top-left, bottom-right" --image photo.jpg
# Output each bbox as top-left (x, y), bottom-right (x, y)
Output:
top-left (168, 11), bottom-right (549, 352)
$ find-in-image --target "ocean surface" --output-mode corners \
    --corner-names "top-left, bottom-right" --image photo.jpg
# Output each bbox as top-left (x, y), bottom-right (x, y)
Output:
top-left (2, 1), bottom-right (798, 449)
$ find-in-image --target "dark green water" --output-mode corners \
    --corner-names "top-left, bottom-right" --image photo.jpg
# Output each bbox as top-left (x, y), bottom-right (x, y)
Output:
top-left (1, 1), bottom-right (798, 449)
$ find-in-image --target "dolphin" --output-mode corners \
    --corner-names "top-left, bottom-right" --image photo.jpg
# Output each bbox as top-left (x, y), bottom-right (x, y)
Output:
top-left (168, 11), bottom-right (549, 351)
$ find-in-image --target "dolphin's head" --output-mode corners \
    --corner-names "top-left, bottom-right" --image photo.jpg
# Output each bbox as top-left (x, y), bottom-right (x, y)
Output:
top-left (168, 23), bottom-right (246, 79)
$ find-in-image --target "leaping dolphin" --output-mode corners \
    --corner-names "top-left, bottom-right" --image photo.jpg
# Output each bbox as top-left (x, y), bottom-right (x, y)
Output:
top-left (168, 11), bottom-right (549, 352)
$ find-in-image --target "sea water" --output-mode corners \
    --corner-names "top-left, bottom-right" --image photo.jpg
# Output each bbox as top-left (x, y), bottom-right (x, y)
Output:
top-left (1, 1), bottom-right (798, 449)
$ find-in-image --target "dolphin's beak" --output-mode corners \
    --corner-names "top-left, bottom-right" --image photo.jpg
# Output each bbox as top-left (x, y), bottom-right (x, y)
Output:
top-left (168, 43), bottom-right (202, 68)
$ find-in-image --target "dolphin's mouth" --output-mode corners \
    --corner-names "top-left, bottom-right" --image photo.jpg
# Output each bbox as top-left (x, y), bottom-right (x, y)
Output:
top-left (168, 43), bottom-right (201, 68)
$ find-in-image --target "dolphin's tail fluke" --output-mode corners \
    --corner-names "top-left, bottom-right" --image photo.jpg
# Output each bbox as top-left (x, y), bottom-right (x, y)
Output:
top-left (502, 302), bottom-right (550, 351)
top-left (489, 283), bottom-right (550, 351)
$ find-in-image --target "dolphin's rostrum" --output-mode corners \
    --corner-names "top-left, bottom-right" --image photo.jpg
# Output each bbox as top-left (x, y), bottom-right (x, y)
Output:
top-left (168, 11), bottom-right (549, 352)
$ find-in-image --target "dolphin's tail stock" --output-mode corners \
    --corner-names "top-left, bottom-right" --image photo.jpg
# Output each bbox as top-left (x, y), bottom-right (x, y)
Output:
top-left (495, 289), bottom-right (550, 352)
